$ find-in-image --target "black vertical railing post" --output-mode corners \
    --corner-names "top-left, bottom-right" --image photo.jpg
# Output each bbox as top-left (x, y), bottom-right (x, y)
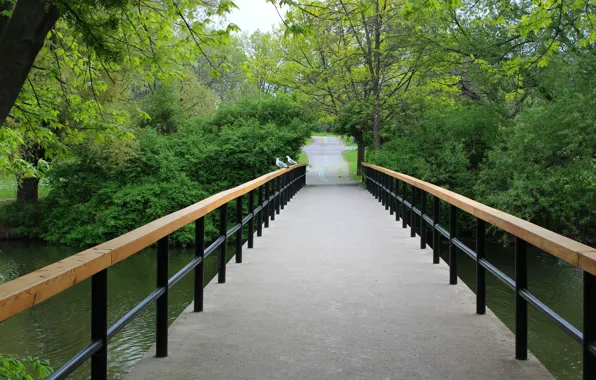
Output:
top-left (389, 177), bottom-right (394, 215)
top-left (289, 171), bottom-right (294, 200)
top-left (374, 170), bottom-right (379, 200)
top-left (432, 197), bottom-right (440, 264)
top-left (156, 235), bottom-right (169, 357)
top-left (248, 190), bottom-right (255, 248)
top-left (449, 205), bottom-right (457, 285)
top-left (361, 166), bottom-right (366, 187)
top-left (378, 171), bottom-right (381, 199)
top-left (584, 272), bottom-right (596, 380)
top-left (281, 173), bottom-right (286, 210)
top-left (420, 191), bottom-right (427, 249)
top-left (91, 269), bottom-right (108, 380)
top-left (410, 185), bottom-right (416, 238)
top-left (235, 196), bottom-right (243, 263)
top-left (395, 179), bottom-right (400, 222)
top-left (275, 177), bottom-right (281, 215)
top-left (376, 170), bottom-right (380, 199)
top-left (401, 181), bottom-right (407, 228)
top-left (271, 178), bottom-right (276, 221)
top-left (378, 171), bottom-right (382, 200)
top-left (476, 218), bottom-right (486, 315)
top-left (515, 237), bottom-right (528, 360)
top-left (286, 172), bottom-right (291, 204)
top-left (218, 204), bottom-right (228, 284)
top-left (372, 170), bottom-right (376, 197)
top-left (257, 186), bottom-right (263, 236)
top-left (284, 173), bottom-right (288, 206)
top-left (286, 172), bottom-right (290, 205)
top-left (281, 173), bottom-right (288, 210)
top-left (373, 170), bottom-right (377, 197)
top-left (264, 182), bottom-right (270, 228)
top-left (287, 171), bottom-right (292, 201)
top-left (380, 172), bottom-right (384, 205)
top-left (286, 170), bottom-right (296, 204)
top-left (383, 174), bottom-right (388, 210)
top-left (303, 165), bottom-right (306, 186)
top-left (380, 173), bottom-right (384, 205)
top-left (194, 217), bottom-right (204, 312)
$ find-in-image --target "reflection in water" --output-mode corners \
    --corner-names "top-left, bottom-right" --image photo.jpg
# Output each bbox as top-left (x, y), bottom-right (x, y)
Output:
top-left (0, 237), bottom-right (585, 379)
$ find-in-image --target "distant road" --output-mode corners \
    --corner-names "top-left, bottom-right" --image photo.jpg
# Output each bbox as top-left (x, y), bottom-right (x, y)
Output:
top-left (302, 136), bottom-right (356, 186)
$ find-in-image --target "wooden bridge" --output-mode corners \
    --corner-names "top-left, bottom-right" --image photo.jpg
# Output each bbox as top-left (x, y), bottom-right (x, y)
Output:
top-left (0, 137), bottom-right (595, 379)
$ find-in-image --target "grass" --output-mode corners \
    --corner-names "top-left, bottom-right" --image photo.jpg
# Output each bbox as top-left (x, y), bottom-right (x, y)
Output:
top-left (0, 174), bottom-right (17, 199)
top-left (342, 149), bottom-right (361, 182)
top-left (0, 173), bottom-right (50, 199)
top-left (297, 150), bottom-right (309, 165)
top-left (341, 136), bottom-right (357, 147)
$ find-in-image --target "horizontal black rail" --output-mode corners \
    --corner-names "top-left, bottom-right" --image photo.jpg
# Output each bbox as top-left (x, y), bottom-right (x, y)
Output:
top-left (46, 165), bottom-right (307, 380)
top-left (363, 165), bottom-right (596, 380)
top-left (478, 258), bottom-right (515, 290)
top-left (107, 287), bottom-right (166, 340)
top-left (50, 341), bottom-right (103, 379)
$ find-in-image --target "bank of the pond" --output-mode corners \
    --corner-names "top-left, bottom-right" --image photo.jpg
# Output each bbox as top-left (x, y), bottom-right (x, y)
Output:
top-left (0, 237), bottom-right (585, 380)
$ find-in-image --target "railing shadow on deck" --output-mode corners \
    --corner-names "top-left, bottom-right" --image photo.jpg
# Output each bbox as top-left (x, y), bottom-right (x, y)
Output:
top-left (0, 164), bottom-right (307, 379)
top-left (362, 163), bottom-right (596, 380)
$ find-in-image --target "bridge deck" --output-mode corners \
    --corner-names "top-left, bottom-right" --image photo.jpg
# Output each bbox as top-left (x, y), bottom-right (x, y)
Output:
top-left (128, 185), bottom-right (552, 380)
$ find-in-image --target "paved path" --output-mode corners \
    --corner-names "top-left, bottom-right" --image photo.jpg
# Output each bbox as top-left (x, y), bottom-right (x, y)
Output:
top-left (128, 186), bottom-right (552, 380)
top-left (303, 136), bottom-right (356, 186)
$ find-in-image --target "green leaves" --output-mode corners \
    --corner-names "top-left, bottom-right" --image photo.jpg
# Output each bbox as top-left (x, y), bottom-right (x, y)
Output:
top-left (16, 93), bottom-right (312, 247)
top-left (0, 355), bottom-right (53, 380)
top-left (1, 0), bottom-right (237, 180)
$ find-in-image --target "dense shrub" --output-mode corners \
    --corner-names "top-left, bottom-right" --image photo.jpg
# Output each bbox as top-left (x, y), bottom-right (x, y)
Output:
top-left (475, 91), bottom-right (596, 242)
top-left (369, 104), bottom-right (504, 197)
top-left (0, 92), bottom-right (312, 247)
top-left (369, 58), bottom-right (595, 244)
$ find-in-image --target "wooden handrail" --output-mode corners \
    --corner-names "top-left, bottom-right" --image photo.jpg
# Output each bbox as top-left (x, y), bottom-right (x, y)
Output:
top-left (361, 163), bottom-right (596, 275)
top-left (0, 164), bottom-right (306, 323)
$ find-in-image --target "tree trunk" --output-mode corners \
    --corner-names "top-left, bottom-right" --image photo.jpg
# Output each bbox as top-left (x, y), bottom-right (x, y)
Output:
top-left (356, 140), bottom-right (365, 176)
top-left (17, 176), bottom-right (39, 205)
top-left (372, 100), bottom-right (381, 150)
top-left (16, 139), bottom-right (45, 206)
top-left (0, 0), bottom-right (60, 126)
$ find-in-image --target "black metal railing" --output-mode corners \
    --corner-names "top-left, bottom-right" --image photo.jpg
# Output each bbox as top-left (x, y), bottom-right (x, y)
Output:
top-left (47, 165), bottom-right (307, 379)
top-left (362, 164), bottom-right (595, 380)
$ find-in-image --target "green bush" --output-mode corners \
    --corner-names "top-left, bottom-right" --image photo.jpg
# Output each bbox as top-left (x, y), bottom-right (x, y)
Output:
top-left (0, 202), bottom-right (44, 239)
top-left (369, 103), bottom-right (503, 197)
top-left (14, 93), bottom-right (312, 247)
top-left (369, 55), bottom-right (595, 244)
top-left (0, 355), bottom-right (53, 379)
top-left (475, 92), bottom-right (596, 242)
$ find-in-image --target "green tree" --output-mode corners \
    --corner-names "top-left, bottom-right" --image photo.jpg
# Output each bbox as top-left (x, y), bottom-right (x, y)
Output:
top-left (1, 0), bottom-right (236, 204)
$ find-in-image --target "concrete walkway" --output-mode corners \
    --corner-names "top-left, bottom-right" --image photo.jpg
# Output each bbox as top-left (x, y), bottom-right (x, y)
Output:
top-left (303, 136), bottom-right (356, 186)
top-left (128, 186), bottom-right (552, 380)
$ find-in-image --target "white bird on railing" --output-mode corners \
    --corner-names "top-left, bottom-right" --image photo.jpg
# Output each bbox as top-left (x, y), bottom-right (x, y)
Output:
top-left (276, 158), bottom-right (288, 168)
top-left (286, 156), bottom-right (298, 166)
